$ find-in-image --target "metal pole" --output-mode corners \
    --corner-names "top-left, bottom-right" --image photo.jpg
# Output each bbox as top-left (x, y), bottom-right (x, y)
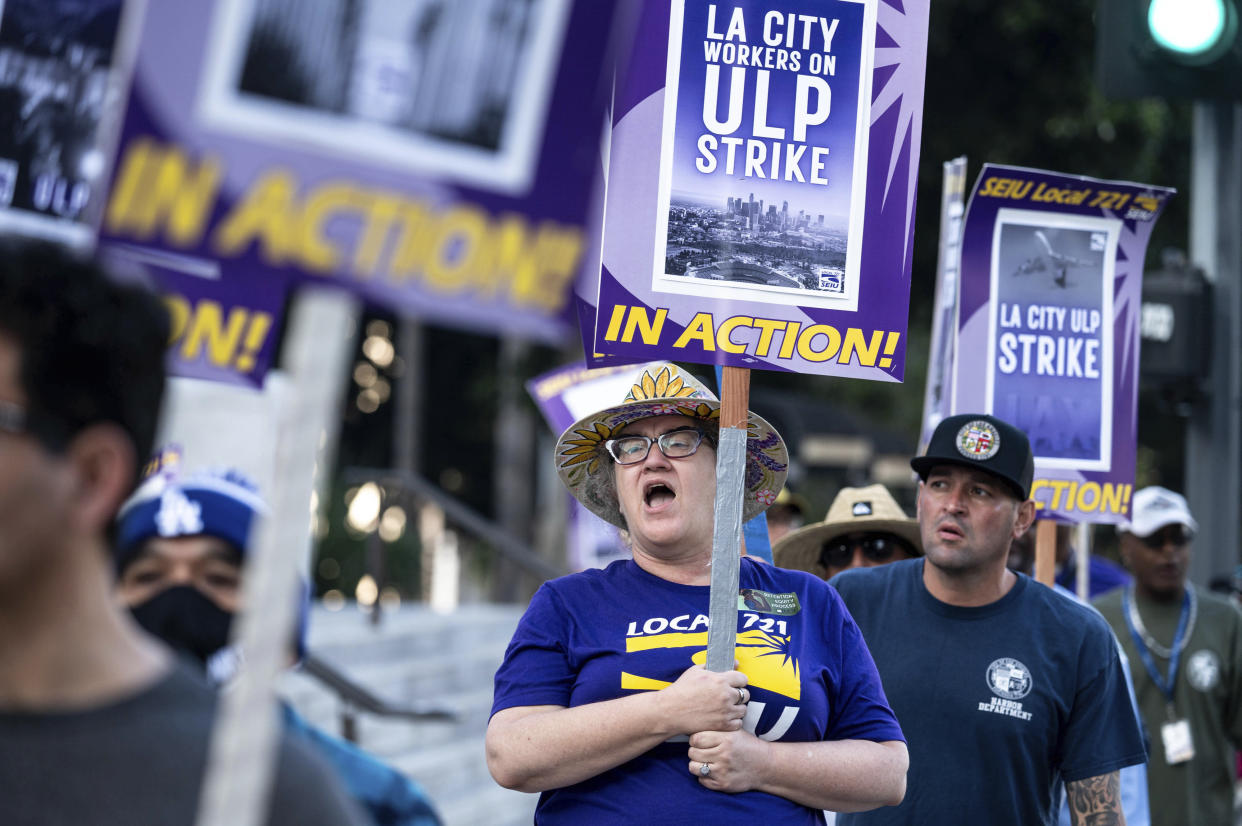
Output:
top-left (395, 319), bottom-right (424, 478)
top-left (492, 336), bottom-right (534, 601)
top-left (1185, 102), bottom-right (1242, 588)
top-left (366, 529), bottom-right (384, 627)
top-left (1075, 522), bottom-right (1091, 603)
top-left (705, 367), bottom-right (749, 673)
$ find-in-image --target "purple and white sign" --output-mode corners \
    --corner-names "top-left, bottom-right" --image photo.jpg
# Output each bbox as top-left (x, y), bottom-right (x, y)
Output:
top-left (588, 0), bottom-right (928, 380)
top-left (918, 156), bottom-right (967, 451)
top-left (98, 0), bottom-right (625, 355)
top-left (0, 0), bottom-right (145, 248)
top-left (952, 164), bottom-right (1175, 523)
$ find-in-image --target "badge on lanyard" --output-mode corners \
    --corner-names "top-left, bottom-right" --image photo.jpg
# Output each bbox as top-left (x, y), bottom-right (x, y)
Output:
top-left (1161, 716), bottom-right (1195, 764)
top-left (1124, 585), bottom-right (1198, 766)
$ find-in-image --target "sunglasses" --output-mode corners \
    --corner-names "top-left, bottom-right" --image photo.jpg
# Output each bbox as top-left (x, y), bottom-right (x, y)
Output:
top-left (605, 427), bottom-right (707, 465)
top-left (819, 533), bottom-right (914, 569)
top-left (1139, 524), bottom-right (1195, 549)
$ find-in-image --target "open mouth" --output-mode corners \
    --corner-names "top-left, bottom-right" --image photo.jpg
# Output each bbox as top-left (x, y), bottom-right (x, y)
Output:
top-left (936, 520), bottom-right (965, 541)
top-left (644, 481), bottom-right (676, 509)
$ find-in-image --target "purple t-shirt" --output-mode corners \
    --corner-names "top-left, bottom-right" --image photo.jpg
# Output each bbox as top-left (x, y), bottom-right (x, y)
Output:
top-left (491, 557), bottom-right (903, 824)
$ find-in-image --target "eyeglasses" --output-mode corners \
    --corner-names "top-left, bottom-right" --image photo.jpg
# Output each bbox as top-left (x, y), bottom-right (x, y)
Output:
top-left (1140, 524), bottom-right (1194, 549)
top-left (819, 533), bottom-right (913, 569)
top-left (605, 427), bottom-right (707, 465)
top-left (0, 400), bottom-right (24, 435)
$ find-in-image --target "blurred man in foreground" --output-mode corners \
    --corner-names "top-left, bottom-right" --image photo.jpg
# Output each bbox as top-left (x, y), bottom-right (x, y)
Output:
top-left (1094, 486), bottom-right (1242, 826)
top-left (0, 241), bottom-right (361, 825)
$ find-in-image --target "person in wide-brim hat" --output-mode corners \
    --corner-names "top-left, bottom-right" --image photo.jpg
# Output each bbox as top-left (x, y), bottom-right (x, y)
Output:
top-left (554, 362), bottom-right (788, 530)
top-left (487, 362), bottom-right (910, 821)
top-left (774, 484), bottom-right (922, 580)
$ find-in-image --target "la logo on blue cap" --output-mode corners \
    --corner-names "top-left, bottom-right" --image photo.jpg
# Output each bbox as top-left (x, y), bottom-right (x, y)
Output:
top-left (155, 488), bottom-right (204, 537)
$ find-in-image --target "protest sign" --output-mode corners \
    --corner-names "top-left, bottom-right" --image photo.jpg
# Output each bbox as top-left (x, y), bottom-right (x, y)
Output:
top-left (919, 156), bottom-right (968, 450)
top-left (951, 163), bottom-right (1175, 523)
top-left (0, 0), bottom-right (146, 248)
top-left (589, 0), bottom-right (930, 381)
top-left (585, 0), bottom-right (929, 672)
top-left (99, 0), bottom-right (625, 356)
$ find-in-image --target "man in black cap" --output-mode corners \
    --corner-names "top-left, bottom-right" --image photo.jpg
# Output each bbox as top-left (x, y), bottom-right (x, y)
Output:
top-left (831, 413), bottom-right (1146, 825)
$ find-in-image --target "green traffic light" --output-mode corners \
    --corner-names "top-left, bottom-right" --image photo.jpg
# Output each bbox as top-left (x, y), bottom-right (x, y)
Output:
top-left (1148, 0), bottom-right (1237, 61)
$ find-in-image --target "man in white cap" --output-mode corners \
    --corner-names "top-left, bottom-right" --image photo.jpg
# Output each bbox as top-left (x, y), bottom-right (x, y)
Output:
top-left (1093, 486), bottom-right (1242, 826)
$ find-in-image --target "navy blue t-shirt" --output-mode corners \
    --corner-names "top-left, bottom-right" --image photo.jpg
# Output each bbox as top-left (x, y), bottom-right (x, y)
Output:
top-left (491, 557), bottom-right (904, 824)
top-left (832, 559), bottom-right (1146, 826)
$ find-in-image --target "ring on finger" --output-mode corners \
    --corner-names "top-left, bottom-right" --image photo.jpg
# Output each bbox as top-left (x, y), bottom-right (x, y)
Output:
top-left (736, 687), bottom-right (746, 704)
top-left (698, 762), bottom-right (712, 778)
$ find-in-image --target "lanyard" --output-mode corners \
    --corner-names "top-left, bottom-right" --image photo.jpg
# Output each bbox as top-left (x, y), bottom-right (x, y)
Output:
top-left (1122, 586), bottom-right (1192, 706)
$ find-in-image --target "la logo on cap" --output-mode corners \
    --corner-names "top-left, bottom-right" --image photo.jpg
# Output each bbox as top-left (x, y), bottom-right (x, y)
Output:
top-left (956, 420), bottom-right (1001, 461)
top-left (852, 502), bottom-right (873, 517)
top-left (156, 488), bottom-right (204, 537)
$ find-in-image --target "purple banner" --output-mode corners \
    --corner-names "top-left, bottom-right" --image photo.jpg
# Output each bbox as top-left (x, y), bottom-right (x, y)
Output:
top-left (104, 245), bottom-right (286, 387)
top-left (952, 163), bottom-right (1175, 523)
top-left (586, 0), bottom-right (929, 380)
top-left (98, 0), bottom-right (625, 347)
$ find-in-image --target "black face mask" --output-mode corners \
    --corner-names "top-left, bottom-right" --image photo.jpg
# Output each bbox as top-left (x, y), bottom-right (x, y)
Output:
top-left (130, 585), bottom-right (234, 666)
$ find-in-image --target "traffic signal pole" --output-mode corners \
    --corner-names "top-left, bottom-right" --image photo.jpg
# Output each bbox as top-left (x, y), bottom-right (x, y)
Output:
top-left (1185, 101), bottom-right (1242, 586)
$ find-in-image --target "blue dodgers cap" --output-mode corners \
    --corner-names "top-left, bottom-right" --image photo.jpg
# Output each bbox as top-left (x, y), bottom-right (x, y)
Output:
top-left (115, 467), bottom-right (268, 571)
top-left (910, 413), bottom-right (1034, 500)
top-left (114, 465), bottom-right (312, 662)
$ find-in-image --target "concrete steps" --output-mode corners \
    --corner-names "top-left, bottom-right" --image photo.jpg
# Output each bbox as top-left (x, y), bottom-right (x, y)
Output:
top-left (280, 602), bottom-right (537, 826)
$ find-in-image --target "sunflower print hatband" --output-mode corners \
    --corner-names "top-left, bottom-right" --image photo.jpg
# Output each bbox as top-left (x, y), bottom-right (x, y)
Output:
top-left (558, 366), bottom-right (709, 477)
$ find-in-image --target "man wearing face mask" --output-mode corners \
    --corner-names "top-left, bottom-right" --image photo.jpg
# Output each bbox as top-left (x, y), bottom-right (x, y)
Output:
top-left (115, 467), bottom-right (258, 677)
top-left (115, 465), bottom-right (442, 826)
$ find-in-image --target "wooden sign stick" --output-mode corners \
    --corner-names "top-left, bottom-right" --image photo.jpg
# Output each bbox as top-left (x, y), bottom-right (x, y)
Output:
top-left (1034, 519), bottom-right (1057, 586)
top-left (705, 366), bottom-right (750, 673)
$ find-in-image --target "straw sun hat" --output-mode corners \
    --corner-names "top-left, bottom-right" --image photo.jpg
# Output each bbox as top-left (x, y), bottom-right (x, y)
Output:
top-left (554, 362), bottom-right (788, 529)
top-left (773, 484), bottom-right (922, 577)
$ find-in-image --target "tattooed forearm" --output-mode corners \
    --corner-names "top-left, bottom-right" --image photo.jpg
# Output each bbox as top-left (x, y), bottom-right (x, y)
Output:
top-left (1067, 771), bottom-right (1124, 826)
